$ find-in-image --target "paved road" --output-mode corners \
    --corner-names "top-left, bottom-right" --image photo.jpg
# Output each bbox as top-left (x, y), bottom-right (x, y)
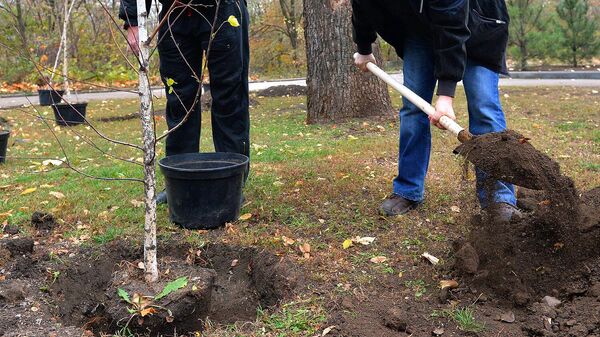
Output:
top-left (1, 76), bottom-right (598, 109)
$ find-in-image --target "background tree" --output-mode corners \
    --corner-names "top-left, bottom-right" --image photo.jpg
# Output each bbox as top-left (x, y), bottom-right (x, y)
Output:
top-left (507, 0), bottom-right (555, 70)
top-left (556, 0), bottom-right (600, 67)
top-left (303, 0), bottom-right (392, 123)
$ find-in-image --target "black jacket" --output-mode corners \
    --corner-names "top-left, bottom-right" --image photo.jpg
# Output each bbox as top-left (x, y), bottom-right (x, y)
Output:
top-left (119, 0), bottom-right (247, 28)
top-left (352, 0), bottom-right (509, 97)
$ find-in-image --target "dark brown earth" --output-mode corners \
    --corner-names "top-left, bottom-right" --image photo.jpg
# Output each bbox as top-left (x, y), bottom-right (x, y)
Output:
top-left (0, 239), bottom-right (299, 336)
top-left (254, 85), bottom-right (306, 97)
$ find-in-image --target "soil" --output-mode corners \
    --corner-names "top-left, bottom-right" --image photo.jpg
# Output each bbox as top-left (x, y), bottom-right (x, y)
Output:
top-left (0, 239), bottom-right (299, 336)
top-left (31, 211), bottom-right (56, 233)
top-left (254, 85), bottom-right (306, 97)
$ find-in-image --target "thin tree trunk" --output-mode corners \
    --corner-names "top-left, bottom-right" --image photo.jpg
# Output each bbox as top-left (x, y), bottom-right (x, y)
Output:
top-left (15, 0), bottom-right (28, 50)
top-left (62, 0), bottom-right (70, 95)
top-left (136, 0), bottom-right (158, 283)
top-left (304, 0), bottom-right (392, 123)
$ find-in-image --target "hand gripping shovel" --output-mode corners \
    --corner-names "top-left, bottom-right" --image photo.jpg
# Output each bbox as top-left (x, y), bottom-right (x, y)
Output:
top-left (363, 60), bottom-right (562, 191)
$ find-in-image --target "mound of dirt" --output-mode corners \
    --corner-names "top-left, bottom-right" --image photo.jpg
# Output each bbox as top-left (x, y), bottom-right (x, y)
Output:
top-left (254, 85), bottom-right (306, 97)
top-left (455, 187), bottom-right (600, 309)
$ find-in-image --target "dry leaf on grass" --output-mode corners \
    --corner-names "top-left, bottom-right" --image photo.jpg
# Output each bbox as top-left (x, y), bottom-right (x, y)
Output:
top-left (282, 236), bottom-right (295, 246)
top-left (322, 325), bottom-right (336, 336)
top-left (421, 252), bottom-right (439, 265)
top-left (354, 236), bottom-right (375, 245)
top-left (238, 213), bottom-right (252, 221)
top-left (370, 256), bottom-right (387, 264)
top-left (450, 206), bottom-right (461, 213)
top-left (299, 243), bottom-right (311, 258)
top-left (49, 191), bottom-right (65, 199)
top-left (130, 199), bottom-right (144, 208)
top-left (20, 187), bottom-right (37, 195)
top-left (342, 239), bottom-right (353, 249)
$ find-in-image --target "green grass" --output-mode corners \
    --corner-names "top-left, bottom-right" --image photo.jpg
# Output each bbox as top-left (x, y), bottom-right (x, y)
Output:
top-left (0, 87), bottom-right (598, 336)
top-left (451, 307), bottom-right (485, 333)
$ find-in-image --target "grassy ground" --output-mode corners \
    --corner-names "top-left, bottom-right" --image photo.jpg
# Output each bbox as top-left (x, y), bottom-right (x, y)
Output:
top-left (0, 86), bottom-right (599, 336)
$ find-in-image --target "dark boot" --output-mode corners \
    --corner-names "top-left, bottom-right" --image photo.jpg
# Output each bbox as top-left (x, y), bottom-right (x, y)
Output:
top-left (379, 194), bottom-right (421, 216)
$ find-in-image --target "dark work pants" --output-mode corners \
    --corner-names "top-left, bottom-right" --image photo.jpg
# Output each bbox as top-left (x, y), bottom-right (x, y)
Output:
top-left (158, 0), bottom-right (250, 178)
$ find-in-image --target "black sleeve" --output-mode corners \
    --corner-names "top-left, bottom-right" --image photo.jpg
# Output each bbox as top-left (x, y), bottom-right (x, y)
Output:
top-left (428, 0), bottom-right (470, 97)
top-left (119, 0), bottom-right (152, 28)
top-left (351, 0), bottom-right (377, 55)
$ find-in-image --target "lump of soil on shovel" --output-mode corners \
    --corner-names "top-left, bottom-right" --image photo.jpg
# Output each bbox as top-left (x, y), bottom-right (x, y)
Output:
top-left (50, 241), bottom-right (299, 336)
top-left (455, 130), bottom-right (570, 192)
top-left (31, 211), bottom-right (56, 233)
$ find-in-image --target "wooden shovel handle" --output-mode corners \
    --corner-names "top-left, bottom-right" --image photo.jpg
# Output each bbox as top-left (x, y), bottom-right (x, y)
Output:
top-left (365, 61), bottom-right (473, 143)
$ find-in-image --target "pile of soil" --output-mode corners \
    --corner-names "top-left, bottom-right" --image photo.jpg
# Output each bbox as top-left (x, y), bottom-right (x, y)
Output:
top-left (0, 238), bottom-right (299, 336)
top-left (254, 85), bottom-right (306, 97)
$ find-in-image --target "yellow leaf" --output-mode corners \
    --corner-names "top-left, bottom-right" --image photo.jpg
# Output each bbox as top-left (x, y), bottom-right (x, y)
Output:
top-left (227, 15), bottom-right (240, 27)
top-left (21, 187), bottom-right (37, 195)
top-left (166, 77), bottom-right (177, 86)
top-left (239, 213), bottom-right (252, 221)
top-left (342, 239), bottom-right (353, 249)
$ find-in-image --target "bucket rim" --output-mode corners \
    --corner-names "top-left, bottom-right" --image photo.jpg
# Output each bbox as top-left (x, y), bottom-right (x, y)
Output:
top-left (52, 102), bottom-right (88, 108)
top-left (158, 152), bottom-right (249, 173)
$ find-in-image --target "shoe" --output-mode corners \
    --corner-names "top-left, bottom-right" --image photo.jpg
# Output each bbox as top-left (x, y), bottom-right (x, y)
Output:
top-left (486, 202), bottom-right (522, 223)
top-left (379, 194), bottom-right (421, 216)
top-left (157, 190), bottom-right (167, 205)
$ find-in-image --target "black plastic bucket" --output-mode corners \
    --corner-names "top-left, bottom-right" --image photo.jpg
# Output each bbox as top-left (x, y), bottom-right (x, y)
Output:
top-left (158, 152), bottom-right (249, 229)
top-left (0, 130), bottom-right (9, 164)
top-left (52, 102), bottom-right (88, 126)
top-left (38, 89), bottom-right (64, 106)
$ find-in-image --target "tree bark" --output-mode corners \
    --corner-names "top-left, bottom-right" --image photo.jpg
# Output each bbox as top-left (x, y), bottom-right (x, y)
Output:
top-left (304, 0), bottom-right (392, 123)
top-left (136, 0), bottom-right (158, 284)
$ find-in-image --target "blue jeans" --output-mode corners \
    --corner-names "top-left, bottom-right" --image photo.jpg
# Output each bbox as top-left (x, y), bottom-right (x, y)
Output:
top-left (392, 37), bottom-right (516, 208)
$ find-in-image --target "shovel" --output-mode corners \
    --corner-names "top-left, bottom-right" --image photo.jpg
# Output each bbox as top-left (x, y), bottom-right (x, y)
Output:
top-left (363, 60), bottom-right (562, 191)
top-left (364, 61), bottom-right (473, 144)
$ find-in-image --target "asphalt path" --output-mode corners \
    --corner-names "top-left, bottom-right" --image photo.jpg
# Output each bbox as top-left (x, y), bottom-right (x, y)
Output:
top-left (1, 75), bottom-right (598, 109)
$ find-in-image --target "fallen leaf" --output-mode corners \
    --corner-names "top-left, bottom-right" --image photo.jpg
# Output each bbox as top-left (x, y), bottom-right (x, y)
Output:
top-left (20, 187), bottom-right (37, 195)
top-left (49, 191), bottom-right (65, 199)
top-left (137, 262), bottom-right (145, 270)
top-left (439, 280), bottom-right (459, 290)
top-left (450, 206), bottom-right (461, 213)
top-left (370, 256), bottom-right (387, 264)
top-left (322, 325), bottom-right (336, 336)
top-left (30, 306), bottom-right (39, 312)
top-left (421, 252), bottom-right (439, 265)
top-left (130, 199), bottom-right (144, 208)
top-left (282, 236), bottom-right (295, 246)
top-left (342, 239), bottom-right (353, 249)
top-left (231, 259), bottom-right (239, 267)
top-left (355, 236), bottom-right (375, 245)
top-left (42, 159), bottom-right (63, 166)
top-left (299, 243), bottom-right (311, 258)
top-left (238, 213), bottom-right (252, 221)
top-left (140, 307), bottom-right (157, 317)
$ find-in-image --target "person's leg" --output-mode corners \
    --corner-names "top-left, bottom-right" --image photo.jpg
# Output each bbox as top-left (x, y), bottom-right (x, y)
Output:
top-left (392, 37), bottom-right (437, 202)
top-left (207, 0), bottom-right (250, 178)
top-left (158, 16), bottom-right (203, 157)
top-left (462, 59), bottom-right (516, 208)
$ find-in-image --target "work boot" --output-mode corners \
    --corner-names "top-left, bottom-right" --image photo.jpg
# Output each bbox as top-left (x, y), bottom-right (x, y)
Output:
top-left (156, 190), bottom-right (167, 205)
top-left (379, 194), bottom-right (421, 216)
top-left (486, 202), bottom-right (522, 223)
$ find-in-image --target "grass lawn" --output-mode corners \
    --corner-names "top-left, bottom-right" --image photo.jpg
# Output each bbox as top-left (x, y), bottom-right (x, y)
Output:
top-left (0, 86), bottom-right (599, 336)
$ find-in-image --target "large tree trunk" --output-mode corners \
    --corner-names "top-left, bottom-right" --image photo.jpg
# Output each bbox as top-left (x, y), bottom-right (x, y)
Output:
top-left (304, 0), bottom-right (392, 123)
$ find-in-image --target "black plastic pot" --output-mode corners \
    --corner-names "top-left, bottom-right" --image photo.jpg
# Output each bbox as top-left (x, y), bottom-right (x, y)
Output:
top-left (0, 130), bottom-right (9, 164)
top-left (52, 102), bottom-right (88, 126)
top-left (38, 89), bottom-right (64, 106)
top-left (158, 152), bottom-right (249, 229)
